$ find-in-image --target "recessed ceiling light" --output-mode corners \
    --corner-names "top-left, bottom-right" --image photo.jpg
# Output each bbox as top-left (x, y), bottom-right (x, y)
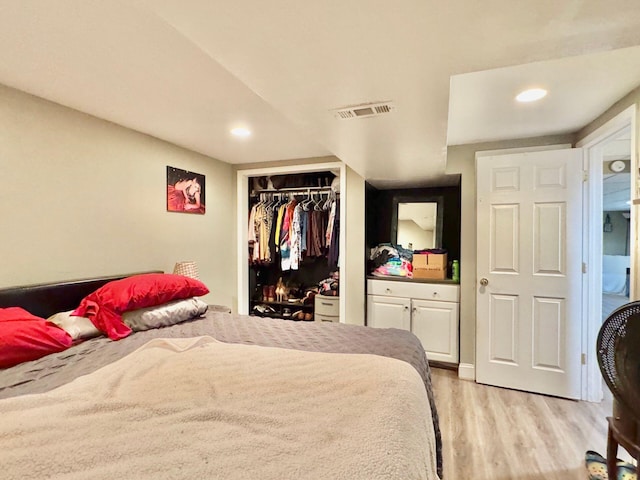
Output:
top-left (515, 88), bottom-right (547, 103)
top-left (231, 127), bottom-right (251, 137)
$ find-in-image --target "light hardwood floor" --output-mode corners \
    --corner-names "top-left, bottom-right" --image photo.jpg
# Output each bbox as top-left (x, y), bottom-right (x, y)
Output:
top-left (431, 368), bottom-right (635, 480)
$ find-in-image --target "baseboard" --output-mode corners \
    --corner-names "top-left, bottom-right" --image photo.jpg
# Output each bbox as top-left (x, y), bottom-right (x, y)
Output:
top-left (458, 363), bottom-right (475, 381)
top-left (429, 360), bottom-right (458, 372)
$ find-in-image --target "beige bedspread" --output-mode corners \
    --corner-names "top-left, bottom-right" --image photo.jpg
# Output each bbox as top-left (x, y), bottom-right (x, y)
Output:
top-left (1, 337), bottom-right (438, 480)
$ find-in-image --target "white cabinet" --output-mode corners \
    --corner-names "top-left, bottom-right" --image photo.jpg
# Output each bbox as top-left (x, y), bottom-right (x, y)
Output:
top-left (367, 279), bottom-right (459, 364)
top-left (367, 295), bottom-right (411, 330)
top-left (411, 299), bottom-right (459, 363)
top-left (314, 295), bottom-right (340, 323)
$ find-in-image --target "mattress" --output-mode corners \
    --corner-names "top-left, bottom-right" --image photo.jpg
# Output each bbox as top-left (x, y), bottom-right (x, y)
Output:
top-left (2, 336), bottom-right (439, 480)
top-left (0, 310), bottom-right (442, 477)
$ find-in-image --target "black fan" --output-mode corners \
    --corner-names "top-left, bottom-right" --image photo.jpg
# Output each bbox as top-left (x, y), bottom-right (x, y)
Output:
top-left (597, 301), bottom-right (640, 477)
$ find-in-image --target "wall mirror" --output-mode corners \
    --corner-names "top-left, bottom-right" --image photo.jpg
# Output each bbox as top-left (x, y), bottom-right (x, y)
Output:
top-left (391, 196), bottom-right (444, 250)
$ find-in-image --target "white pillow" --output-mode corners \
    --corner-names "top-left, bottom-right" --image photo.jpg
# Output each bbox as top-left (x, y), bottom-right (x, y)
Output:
top-left (122, 297), bottom-right (208, 331)
top-left (47, 311), bottom-right (102, 341)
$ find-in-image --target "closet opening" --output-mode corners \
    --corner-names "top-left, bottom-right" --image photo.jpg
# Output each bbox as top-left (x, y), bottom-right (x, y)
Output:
top-left (248, 172), bottom-right (340, 321)
top-left (237, 162), bottom-right (347, 322)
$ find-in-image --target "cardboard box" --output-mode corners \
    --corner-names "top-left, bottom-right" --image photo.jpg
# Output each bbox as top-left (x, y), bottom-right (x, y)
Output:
top-left (413, 267), bottom-right (447, 280)
top-left (412, 253), bottom-right (447, 280)
top-left (412, 253), bottom-right (447, 269)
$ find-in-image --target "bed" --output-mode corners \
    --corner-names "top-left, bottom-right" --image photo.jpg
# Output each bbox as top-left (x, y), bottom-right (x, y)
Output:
top-left (603, 254), bottom-right (630, 296)
top-left (0, 272), bottom-right (442, 480)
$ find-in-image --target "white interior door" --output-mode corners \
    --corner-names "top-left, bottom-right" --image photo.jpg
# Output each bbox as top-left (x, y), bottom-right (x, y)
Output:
top-left (476, 148), bottom-right (583, 399)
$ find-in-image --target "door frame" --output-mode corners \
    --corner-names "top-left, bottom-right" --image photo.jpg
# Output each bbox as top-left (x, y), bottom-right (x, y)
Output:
top-left (236, 161), bottom-right (346, 319)
top-left (576, 105), bottom-right (637, 402)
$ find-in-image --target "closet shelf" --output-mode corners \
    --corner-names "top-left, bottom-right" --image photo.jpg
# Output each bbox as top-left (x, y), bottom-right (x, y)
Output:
top-left (250, 299), bottom-right (313, 308)
top-left (251, 186), bottom-right (336, 196)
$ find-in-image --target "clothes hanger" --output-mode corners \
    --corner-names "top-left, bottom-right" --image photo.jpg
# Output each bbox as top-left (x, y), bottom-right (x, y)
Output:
top-left (266, 193), bottom-right (278, 209)
top-left (322, 191), bottom-right (332, 211)
top-left (302, 189), bottom-right (314, 211)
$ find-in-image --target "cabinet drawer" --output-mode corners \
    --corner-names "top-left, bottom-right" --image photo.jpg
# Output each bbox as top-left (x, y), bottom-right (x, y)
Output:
top-left (315, 313), bottom-right (339, 323)
top-left (315, 295), bottom-right (340, 316)
top-left (367, 279), bottom-right (459, 302)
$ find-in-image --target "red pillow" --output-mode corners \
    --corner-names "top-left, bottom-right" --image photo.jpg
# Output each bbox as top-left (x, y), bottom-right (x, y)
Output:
top-left (72, 273), bottom-right (209, 340)
top-left (0, 307), bottom-right (44, 323)
top-left (0, 308), bottom-right (73, 368)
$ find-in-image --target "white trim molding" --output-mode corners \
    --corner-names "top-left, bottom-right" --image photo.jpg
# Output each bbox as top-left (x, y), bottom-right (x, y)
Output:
top-left (579, 104), bottom-right (636, 402)
top-left (458, 363), bottom-right (476, 381)
top-left (576, 106), bottom-right (637, 149)
top-left (475, 144), bottom-right (571, 159)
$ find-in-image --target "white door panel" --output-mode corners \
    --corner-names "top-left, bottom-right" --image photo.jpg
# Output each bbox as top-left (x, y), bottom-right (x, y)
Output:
top-left (531, 296), bottom-right (566, 372)
top-left (476, 148), bottom-right (582, 399)
top-left (489, 293), bottom-right (519, 365)
top-left (491, 204), bottom-right (520, 273)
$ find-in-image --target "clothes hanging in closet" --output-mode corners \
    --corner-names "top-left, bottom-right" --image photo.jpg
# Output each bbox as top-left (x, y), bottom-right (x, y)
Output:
top-left (248, 191), bottom-right (339, 271)
top-left (306, 209), bottom-right (326, 258)
top-left (327, 198), bottom-right (340, 269)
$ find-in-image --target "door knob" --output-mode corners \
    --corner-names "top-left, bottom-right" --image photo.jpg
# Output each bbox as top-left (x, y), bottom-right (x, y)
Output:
top-left (479, 278), bottom-right (489, 286)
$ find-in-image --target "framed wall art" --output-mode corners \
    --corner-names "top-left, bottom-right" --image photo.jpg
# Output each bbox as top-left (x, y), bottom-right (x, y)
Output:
top-left (166, 166), bottom-right (206, 214)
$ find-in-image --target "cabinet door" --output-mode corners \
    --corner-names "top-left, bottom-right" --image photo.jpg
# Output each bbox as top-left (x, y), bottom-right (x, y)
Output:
top-left (411, 299), bottom-right (459, 364)
top-left (367, 295), bottom-right (411, 331)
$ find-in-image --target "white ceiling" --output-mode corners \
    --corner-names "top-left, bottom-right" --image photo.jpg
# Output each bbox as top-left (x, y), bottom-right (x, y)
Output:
top-left (448, 46), bottom-right (640, 145)
top-left (603, 172), bottom-right (631, 212)
top-left (1, 1), bottom-right (640, 188)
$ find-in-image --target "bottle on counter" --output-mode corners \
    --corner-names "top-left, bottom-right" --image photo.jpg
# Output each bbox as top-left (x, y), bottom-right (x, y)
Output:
top-left (452, 260), bottom-right (460, 283)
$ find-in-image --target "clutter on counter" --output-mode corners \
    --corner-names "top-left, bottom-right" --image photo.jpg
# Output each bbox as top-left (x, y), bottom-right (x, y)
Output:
top-left (369, 244), bottom-right (457, 282)
top-left (370, 243), bottom-right (414, 278)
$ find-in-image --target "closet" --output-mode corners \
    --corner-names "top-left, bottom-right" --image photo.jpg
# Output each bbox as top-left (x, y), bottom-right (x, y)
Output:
top-left (246, 171), bottom-right (340, 321)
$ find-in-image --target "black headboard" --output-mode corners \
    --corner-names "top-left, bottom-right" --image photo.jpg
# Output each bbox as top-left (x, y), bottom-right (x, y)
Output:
top-left (0, 271), bottom-right (163, 319)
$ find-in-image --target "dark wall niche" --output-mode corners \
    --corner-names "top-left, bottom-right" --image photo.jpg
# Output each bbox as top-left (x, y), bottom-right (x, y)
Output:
top-left (365, 182), bottom-right (461, 263)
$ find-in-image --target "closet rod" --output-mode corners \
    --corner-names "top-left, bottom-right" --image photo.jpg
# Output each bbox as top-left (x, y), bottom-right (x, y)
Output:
top-left (252, 186), bottom-right (335, 196)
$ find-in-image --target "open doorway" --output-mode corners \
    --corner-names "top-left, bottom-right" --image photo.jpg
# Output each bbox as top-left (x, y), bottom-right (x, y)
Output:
top-left (599, 129), bottom-right (632, 404)
top-left (601, 129), bottom-right (632, 321)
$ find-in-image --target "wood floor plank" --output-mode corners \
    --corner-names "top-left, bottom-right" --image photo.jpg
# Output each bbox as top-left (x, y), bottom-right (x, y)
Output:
top-left (431, 368), bottom-right (636, 480)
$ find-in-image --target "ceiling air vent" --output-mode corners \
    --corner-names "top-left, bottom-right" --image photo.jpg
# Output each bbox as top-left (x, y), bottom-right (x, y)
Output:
top-left (331, 101), bottom-right (395, 119)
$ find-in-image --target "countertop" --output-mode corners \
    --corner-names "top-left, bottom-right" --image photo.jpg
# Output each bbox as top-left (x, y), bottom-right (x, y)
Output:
top-left (366, 275), bottom-right (459, 285)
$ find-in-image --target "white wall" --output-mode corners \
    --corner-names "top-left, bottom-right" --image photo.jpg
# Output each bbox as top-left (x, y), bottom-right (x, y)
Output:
top-left (0, 84), bottom-right (236, 309)
top-left (344, 165), bottom-right (366, 325)
top-left (603, 211), bottom-right (630, 256)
